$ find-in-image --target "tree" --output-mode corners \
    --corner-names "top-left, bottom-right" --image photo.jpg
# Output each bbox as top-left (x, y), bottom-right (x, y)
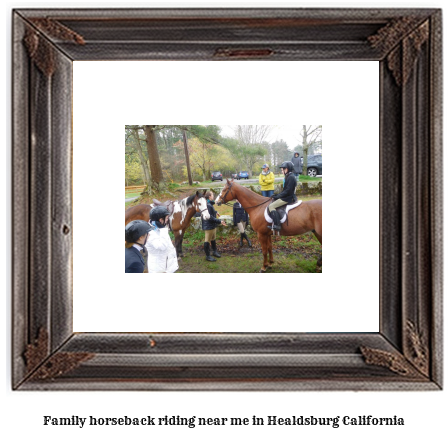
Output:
top-left (181, 130), bottom-right (193, 185)
top-left (143, 125), bottom-right (167, 192)
top-left (300, 125), bottom-right (322, 175)
top-left (125, 147), bottom-right (145, 186)
top-left (126, 126), bottom-right (151, 185)
top-left (183, 137), bottom-right (212, 181)
top-left (125, 124), bottom-right (185, 192)
top-left (220, 137), bottom-right (243, 171)
top-left (184, 136), bottom-right (234, 181)
top-left (232, 125), bottom-right (272, 177)
top-left (156, 126), bottom-right (185, 181)
top-left (269, 139), bottom-right (290, 169)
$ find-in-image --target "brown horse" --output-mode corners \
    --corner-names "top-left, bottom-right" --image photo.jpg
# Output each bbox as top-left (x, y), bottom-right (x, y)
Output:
top-left (216, 179), bottom-right (322, 272)
top-left (125, 191), bottom-right (210, 258)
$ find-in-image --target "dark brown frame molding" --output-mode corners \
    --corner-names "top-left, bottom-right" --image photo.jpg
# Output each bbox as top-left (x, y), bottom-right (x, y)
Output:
top-left (12, 8), bottom-right (443, 390)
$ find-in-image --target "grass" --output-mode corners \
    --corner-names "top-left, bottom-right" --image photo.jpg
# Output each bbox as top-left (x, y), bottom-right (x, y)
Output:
top-left (125, 191), bottom-right (142, 199)
top-left (176, 247), bottom-right (321, 273)
top-left (175, 230), bottom-right (322, 273)
top-left (299, 175), bottom-right (322, 183)
top-left (168, 182), bottom-right (181, 190)
top-left (187, 179), bottom-right (214, 185)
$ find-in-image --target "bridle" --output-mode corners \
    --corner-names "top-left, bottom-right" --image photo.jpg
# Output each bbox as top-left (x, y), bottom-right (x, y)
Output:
top-left (218, 182), bottom-right (271, 209)
top-left (218, 182), bottom-right (235, 206)
top-left (195, 196), bottom-right (209, 215)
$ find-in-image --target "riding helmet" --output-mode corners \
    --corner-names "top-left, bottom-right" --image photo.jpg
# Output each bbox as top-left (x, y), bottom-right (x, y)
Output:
top-left (125, 220), bottom-right (154, 243)
top-left (279, 161), bottom-right (294, 172)
top-left (150, 206), bottom-right (170, 222)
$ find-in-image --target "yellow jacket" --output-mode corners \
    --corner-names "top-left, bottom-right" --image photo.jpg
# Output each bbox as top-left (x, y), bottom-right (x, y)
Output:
top-left (258, 171), bottom-right (275, 191)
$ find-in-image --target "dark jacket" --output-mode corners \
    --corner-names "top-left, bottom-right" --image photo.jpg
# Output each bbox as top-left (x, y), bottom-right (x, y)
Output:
top-left (273, 172), bottom-right (297, 204)
top-left (201, 200), bottom-right (222, 230)
top-left (233, 201), bottom-right (249, 225)
top-left (125, 246), bottom-right (145, 273)
top-left (291, 153), bottom-right (302, 174)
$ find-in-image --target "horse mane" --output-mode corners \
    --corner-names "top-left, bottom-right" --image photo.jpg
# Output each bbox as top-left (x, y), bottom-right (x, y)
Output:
top-left (185, 193), bottom-right (196, 208)
top-left (233, 182), bottom-right (266, 201)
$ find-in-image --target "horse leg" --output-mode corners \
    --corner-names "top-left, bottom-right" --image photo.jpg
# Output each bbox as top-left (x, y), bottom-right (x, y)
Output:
top-left (267, 234), bottom-right (274, 269)
top-left (174, 231), bottom-right (182, 258)
top-left (313, 227), bottom-right (322, 268)
top-left (178, 233), bottom-right (185, 257)
top-left (258, 233), bottom-right (270, 273)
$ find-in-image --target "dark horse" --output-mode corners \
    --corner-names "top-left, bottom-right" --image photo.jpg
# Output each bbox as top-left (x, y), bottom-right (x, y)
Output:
top-left (125, 191), bottom-right (209, 258)
top-left (216, 179), bottom-right (322, 272)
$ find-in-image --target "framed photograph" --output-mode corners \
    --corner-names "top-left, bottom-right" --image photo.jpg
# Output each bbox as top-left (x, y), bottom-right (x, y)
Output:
top-left (12, 8), bottom-right (442, 390)
top-left (123, 123), bottom-right (324, 275)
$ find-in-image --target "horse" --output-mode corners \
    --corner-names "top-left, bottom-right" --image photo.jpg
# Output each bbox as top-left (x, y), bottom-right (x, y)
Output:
top-left (125, 191), bottom-right (210, 258)
top-left (216, 179), bottom-right (322, 272)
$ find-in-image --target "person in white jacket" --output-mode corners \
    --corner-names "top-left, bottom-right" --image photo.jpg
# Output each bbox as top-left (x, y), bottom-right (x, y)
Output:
top-left (145, 206), bottom-right (179, 273)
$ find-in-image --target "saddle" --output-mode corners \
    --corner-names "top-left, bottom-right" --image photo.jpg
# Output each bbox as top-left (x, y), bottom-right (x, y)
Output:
top-left (264, 199), bottom-right (303, 225)
top-left (152, 199), bottom-right (175, 216)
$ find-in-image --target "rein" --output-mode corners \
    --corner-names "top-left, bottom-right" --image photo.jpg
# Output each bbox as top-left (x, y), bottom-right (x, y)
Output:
top-left (244, 198), bottom-right (271, 209)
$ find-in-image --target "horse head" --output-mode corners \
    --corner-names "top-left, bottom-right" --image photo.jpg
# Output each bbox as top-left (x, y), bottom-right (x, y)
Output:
top-left (194, 190), bottom-right (210, 220)
top-left (216, 178), bottom-right (235, 206)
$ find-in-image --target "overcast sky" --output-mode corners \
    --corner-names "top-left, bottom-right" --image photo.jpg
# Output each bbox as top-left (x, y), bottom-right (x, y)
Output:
top-left (219, 125), bottom-right (304, 151)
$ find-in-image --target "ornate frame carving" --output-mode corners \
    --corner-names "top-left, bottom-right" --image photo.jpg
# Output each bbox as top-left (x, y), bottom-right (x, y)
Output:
top-left (12, 8), bottom-right (442, 390)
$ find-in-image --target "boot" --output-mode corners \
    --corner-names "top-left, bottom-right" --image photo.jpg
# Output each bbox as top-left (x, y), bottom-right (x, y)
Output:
top-left (242, 232), bottom-right (252, 247)
top-left (211, 240), bottom-right (221, 258)
top-left (267, 210), bottom-right (281, 231)
top-left (204, 242), bottom-right (216, 262)
top-left (239, 233), bottom-right (244, 247)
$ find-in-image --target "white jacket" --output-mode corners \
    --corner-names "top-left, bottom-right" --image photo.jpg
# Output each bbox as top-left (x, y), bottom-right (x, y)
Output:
top-left (145, 227), bottom-right (179, 273)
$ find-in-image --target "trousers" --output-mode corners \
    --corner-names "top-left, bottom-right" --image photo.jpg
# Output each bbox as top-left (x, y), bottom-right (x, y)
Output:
top-left (268, 199), bottom-right (288, 212)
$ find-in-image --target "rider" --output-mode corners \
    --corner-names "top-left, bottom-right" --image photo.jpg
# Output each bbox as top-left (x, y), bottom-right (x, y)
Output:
top-left (125, 220), bottom-right (154, 273)
top-left (268, 161), bottom-right (298, 231)
top-left (145, 206), bottom-right (179, 273)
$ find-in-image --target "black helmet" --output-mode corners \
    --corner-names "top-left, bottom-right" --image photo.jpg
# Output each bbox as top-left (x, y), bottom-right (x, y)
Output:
top-left (150, 206), bottom-right (170, 222)
top-left (125, 220), bottom-right (153, 243)
top-left (279, 161), bottom-right (294, 172)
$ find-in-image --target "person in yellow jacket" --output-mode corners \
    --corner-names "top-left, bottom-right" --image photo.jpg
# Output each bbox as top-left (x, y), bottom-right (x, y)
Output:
top-left (258, 163), bottom-right (276, 197)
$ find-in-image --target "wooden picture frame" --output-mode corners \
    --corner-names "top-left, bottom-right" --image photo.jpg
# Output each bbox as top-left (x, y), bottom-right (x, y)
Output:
top-left (12, 8), bottom-right (442, 390)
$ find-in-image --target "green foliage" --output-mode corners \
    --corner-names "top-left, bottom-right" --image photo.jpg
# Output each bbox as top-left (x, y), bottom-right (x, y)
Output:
top-left (125, 191), bottom-right (142, 199)
top-left (269, 139), bottom-right (291, 167)
top-left (168, 182), bottom-right (181, 190)
top-left (187, 125), bottom-right (222, 144)
top-left (125, 160), bottom-right (143, 185)
top-left (185, 135), bottom-right (236, 180)
top-left (125, 125), bottom-right (322, 186)
top-left (299, 175), bottom-right (322, 182)
top-left (176, 249), bottom-right (320, 273)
